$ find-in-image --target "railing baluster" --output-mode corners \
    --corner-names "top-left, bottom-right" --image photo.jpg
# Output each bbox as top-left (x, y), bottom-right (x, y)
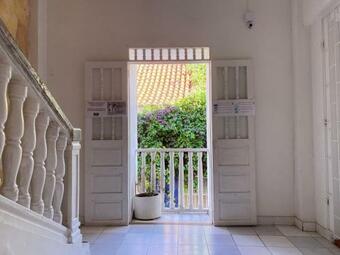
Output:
top-left (197, 152), bottom-right (203, 210)
top-left (151, 151), bottom-right (156, 192)
top-left (169, 151), bottom-right (175, 209)
top-left (179, 151), bottom-right (184, 210)
top-left (31, 112), bottom-right (49, 214)
top-left (18, 98), bottom-right (39, 207)
top-left (0, 79), bottom-right (27, 201)
top-left (141, 152), bottom-right (146, 192)
top-left (160, 151), bottom-right (165, 208)
top-left (0, 60), bottom-right (11, 157)
top-left (43, 122), bottom-right (60, 219)
top-left (53, 133), bottom-right (67, 224)
top-left (188, 151), bottom-right (194, 210)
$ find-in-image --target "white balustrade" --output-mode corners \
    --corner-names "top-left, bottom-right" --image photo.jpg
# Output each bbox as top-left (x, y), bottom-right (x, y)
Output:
top-left (18, 98), bottom-right (39, 207)
top-left (31, 112), bottom-right (49, 214)
top-left (0, 22), bottom-right (83, 244)
top-left (53, 133), bottom-right (67, 224)
top-left (0, 79), bottom-right (27, 201)
top-left (43, 121), bottom-right (60, 219)
top-left (136, 148), bottom-right (208, 212)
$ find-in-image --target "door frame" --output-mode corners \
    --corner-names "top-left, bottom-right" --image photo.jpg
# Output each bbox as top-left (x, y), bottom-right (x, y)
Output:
top-left (127, 60), bottom-right (214, 223)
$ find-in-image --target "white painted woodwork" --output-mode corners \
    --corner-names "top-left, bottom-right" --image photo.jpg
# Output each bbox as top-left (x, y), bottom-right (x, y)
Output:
top-left (53, 133), bottom-right (67, 224)
top-left (85, 62), bottom-right (128, 225)
top-left (0, 79), bottom-right (27, 201)
top-left (43, 121), bottom-right (60, 219)
top-left (212, 60), bottom-right (256, 225)
top-left (323, 8), bottom-right (340, 238)
top-left (65, 140), bottom-right (82, 243)
top-left (17, 98), bottom-right (39, 207)
top-left (136, 148), bottom-right (208, 212)
top-left (0, 60), bottom-right (11, 156)
top-left (129, 47), bottom-right (210, 62)
top-left (31, 112), bottom-right (49, 214)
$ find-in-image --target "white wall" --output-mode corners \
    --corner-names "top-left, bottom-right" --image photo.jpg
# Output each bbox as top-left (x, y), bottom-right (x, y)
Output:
top-left (46, 0), bottom-right (296, 219)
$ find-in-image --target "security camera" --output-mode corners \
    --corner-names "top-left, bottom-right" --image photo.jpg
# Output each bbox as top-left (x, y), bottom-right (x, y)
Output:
top-left (244, 11), bottom-right (255, 29)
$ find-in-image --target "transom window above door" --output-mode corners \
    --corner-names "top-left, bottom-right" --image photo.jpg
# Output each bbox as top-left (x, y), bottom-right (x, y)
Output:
top-left (129, 47), bottom-right (210, 62)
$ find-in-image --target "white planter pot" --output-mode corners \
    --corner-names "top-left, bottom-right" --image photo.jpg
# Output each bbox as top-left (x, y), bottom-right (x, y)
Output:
top-left (134, 193), bottom-right (161, 220)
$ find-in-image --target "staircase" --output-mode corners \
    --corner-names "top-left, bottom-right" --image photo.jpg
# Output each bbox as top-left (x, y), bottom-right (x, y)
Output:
top-left (0, 20), bottom-right (89, 255)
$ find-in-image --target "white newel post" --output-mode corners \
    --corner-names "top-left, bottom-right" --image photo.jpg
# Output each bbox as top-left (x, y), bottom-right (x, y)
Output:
top-left (53, 133), bottom-right (67, 224)
top-left (65, 129), bottom-right (82, 243)
top-left (0, 79), bottom-right (27, 201)
top-left (43, 121), bottom-right (60, 219)
top-left (18, 98), bottom-right (39, 207)
top-left (0, 60), bottom-right (11, 156)
top-left (31, 112), bottom-right (49, 214)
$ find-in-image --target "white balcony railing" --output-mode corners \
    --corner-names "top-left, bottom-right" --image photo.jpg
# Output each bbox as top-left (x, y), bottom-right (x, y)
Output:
top-left (136, 148), bottom-right (209, 212)
top-left (0, 20), bottom-right (81, 243)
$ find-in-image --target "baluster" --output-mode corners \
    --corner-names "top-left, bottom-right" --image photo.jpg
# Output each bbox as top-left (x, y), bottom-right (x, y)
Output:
top-left (160, 151), bottom-right (165, 209)
top-left (17, 98), bottom-right (39, 207)
top-left (188, 151), bottom-right (194, 209)
top-left (43, 121), bottom-right (60, 219)
top-left (197, 152), bottom-right (203, 210)
top-left (0, 79), bottom-right (27, 201)
top-left (151, 151), bottom-right (156, 192)
top-left (31, 112), bottom-right (49, 214)
top-left (65, 133), bottom-right (82, 243)
top-left (141, 152), bottom-right (146, 192)
top-left (53, 133), bottom-right (67, 223)
top-left (169, 151), bottom-right (175, 209)
top-left (0, 60), bottom-right (11, 156)
top-left (179, 151), bottom-right (184, 209)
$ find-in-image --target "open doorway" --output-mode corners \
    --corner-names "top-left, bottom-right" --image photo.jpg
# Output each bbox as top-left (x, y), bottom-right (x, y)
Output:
top-left (128, 61), bottom-right (212, 224)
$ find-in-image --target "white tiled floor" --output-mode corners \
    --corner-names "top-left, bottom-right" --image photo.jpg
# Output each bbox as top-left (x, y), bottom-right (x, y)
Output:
top-left (82, 224), bottom-right (340, 255)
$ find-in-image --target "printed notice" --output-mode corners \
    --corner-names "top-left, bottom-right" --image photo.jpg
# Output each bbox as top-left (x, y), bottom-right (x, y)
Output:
top-left (213, 100), bottom-right (255, 116)
top-left (87, 101), bottom-right (126, 117)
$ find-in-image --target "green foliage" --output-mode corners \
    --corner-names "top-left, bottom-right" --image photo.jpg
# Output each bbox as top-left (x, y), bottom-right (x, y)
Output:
top-left (138, 64), bottom-right (207, 149)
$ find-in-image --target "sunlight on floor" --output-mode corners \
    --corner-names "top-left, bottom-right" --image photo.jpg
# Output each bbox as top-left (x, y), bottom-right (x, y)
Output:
top-left (82, 224), bottom-right (340, 255)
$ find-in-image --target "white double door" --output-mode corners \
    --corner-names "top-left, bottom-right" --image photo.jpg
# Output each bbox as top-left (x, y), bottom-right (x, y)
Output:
top-left (84, 60), bottom-right (256, 225)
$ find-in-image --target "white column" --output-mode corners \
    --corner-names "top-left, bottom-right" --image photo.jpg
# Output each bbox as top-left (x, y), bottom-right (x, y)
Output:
top-left (0, 79), bottom-right (27, 201)
top-left (65, 131), bottom-right (82, 243)
top-left (0, 60), bottom-right (11, 156)
top-left (43, 121), bottom-right (60, 219)
top-left (31, 112), bottom-right (49, 214)
top-left (17, 98), bottom-right (39, 207)
top-left (53, 133), bottom-right (67, 224)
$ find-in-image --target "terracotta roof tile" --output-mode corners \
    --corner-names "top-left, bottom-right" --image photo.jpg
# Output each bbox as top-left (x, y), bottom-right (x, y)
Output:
top-left (137, 64), bottom-right (193, 107)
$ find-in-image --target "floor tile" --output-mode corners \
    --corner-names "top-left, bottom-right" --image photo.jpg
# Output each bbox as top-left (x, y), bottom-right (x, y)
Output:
top-left (178, 244), bottom-right (209, 255)
top-left (233, 235), bottom-right (264, 247)
top-left (208, 245), bottom-right (241, 255)
top-left (102, 226), bottom-right (130, 234)
top-left (115, 244), bottom-right (148, 255)
top-left (205, 234), bottom-right (235, 246)
top-left (298, 248), bottom-right (334, 255)
top-left (204, 225), bottom-right (230, 235)
top-left (95, 233), bottom-right (125, 244)
top-left (147, 244), bottom-right (178, 255)
top-left (128, 224), bottom-right (156, 233)
top-left (178, 232), bottom-right (206, 244)
top-left (314, 237), bottom-right (339, 249)
top-left (268, 247), bottom-right (303, 255)
top-left (255, 226), bottom-right (283, 236)
top-left (90, 242), bottom-right (121, 255)
top-left (121, 233), bottom-right (153, 245)
top-left (276, 226), bottom-right (311, 237)
top-left (83, 233), bottom-right (100, 243)
top-left (238, 246), bottom-right (271, 255)
top-left (228, 227), bottom-right (257, 235)
top-left (149, 233), bottom-right (178, 244)
top-left (153, 224), bottom-right (179, 234)
top-left (82, 226), bottom-right (105, 234)
top-left (287, 237), bottom-right (324, 248)
top-left (260, 236), bottom-right (294, 247)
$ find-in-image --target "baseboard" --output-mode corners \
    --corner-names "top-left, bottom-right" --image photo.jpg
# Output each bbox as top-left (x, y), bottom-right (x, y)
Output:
top-left (294, 217), bottom-right (316, 232)
top-left (257, 216), bottom-right (295, 225)
top-left (316, 223), bottom-right (334, 241)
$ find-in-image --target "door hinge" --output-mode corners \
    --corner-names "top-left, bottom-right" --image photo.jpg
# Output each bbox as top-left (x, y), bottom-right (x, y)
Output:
top-left (322, 40), bottom-right (326, 49)
top-left (327, 198), bottom-right (330, 206)
top-left (324, 119), bottom-right (328, 127)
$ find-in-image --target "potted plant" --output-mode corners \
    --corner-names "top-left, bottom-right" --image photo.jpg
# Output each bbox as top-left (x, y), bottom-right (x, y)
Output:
top-left (134, 190), bottom-right (162, 220)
